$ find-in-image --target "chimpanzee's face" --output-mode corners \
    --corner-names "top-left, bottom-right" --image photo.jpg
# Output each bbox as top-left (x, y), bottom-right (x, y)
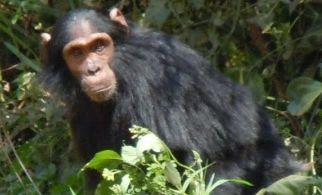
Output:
top-left (62, 22), bottom-right (117, 102)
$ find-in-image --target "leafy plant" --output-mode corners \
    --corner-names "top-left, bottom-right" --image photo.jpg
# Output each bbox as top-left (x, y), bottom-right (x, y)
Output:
top-left (256, 175), bottom-right (322, 195)
top-left (286, 77), bottom-right (322, 116)
top-left (81, 125), bottom-right (251, 195)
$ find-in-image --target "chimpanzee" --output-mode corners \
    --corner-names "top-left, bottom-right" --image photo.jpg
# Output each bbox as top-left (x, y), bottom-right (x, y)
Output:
top-left (41, 7), bottom-right (302, 195)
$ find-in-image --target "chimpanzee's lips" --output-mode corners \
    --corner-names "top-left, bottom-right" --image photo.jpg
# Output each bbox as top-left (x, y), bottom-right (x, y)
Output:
top-left (94, 86), bottom-right (111, 93)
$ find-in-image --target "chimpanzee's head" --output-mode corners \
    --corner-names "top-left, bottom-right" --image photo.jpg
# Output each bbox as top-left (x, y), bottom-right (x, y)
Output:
top-left (42, 7), bottom-right (128, 102)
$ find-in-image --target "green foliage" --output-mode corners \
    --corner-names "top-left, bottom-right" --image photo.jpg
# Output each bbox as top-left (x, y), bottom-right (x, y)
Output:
top-left (256, 175), bottom-right (322, 195)
top-left (287, 77), bottom-right (322, 116)
top-left (82, 125), bottom-right (251, 195)
top-left (0, 1), bottom-right (82, 194)
top-left (84, 126), bottom-right (322, 195)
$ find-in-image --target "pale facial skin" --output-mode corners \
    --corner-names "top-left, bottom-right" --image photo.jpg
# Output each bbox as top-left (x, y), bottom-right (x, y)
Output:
top-left (62, 31), bottom-right (117, 102)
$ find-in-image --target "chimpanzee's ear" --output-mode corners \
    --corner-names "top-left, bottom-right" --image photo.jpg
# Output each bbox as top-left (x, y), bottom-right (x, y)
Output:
top-left (109, 8), bottom-right (128, 29)
top-left (41, 33), bottom-right (51, 62)
top-left (41, 33), bottom-right (51, 45)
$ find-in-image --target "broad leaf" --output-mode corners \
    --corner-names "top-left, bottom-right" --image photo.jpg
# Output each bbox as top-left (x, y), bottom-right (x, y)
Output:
top-left (255, 175), bottom-right (322, 195)
top-left (82, 150), bottom-right (123, 172)
top-left (164, 161), bottom-right (181, 187)
top-left (145, 0), bottom-right (170, 29)
top-left (120, 174), bottom-right (131, 193)
top-left (136, 133), bottom-right (164, 156)
top-left (121, 146), bottom-right (140, 165)
top-left (286, 77), bottom-right (322, 115)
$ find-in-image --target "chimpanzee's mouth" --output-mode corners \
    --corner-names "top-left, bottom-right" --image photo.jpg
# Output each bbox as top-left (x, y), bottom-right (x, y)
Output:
top-left (95, 86), bottom-right (111, 93)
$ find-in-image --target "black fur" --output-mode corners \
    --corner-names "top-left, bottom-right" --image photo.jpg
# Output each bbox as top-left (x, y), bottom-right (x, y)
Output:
top-left (42, 7), bottom-right (300, 195)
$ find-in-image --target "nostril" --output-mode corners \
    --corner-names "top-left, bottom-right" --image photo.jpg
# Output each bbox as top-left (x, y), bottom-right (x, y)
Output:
top-left (87, 64), bottom-right (100, 75)
top-left (88, 68), bottom-right (98, 74)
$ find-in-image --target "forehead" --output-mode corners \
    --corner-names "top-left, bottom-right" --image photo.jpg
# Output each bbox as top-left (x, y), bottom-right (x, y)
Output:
top-left (67, 20), bottom-right (95, 40)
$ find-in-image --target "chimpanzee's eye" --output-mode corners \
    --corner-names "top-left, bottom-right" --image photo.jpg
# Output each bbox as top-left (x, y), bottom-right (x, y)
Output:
top-left (94, 39), bottom-right (106, 53)
top-left (71, 47), bottom-right (83, 57)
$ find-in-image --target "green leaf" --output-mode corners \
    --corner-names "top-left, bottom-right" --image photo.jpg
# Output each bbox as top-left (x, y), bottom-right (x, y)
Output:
top-left (121, 146), bottom-right (140, 165)
top-left (229, 179), bottom-right (253, 186)
top-left (286, 77), bottom-right (322, 115)
top-left (164, 161), bottom-right (181, 187)
top-left (255, 175), bottom-right (322, 195)
top-left (16, 88), bottom-right (26, 100)
top-left (69, 186), bottom-right (77, 195)
top-left (95, 180), bottom-right (114, 194)
top-left (136, 133), bottom-right (164, 156)
top-left (182, 164), bottom-right (210, 192)
top-left (188, 0), bottom-right (204, 9)
top-left (207, 27), bottom-right (220, 49)
top-left (205, 178), bottom-right (252, 194)
top-left (247, 74), bottom-right (267, 103)
top-left (209, 179), bottom-right (230, 192)
top-left (82, 150), bottom-right (123, 172)
top-left (120, 174), bottom-right (130, 193)
top-left (4, 42), bottom-right (40, 72)
top-left (145, 0), bottom-right (170, 29)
